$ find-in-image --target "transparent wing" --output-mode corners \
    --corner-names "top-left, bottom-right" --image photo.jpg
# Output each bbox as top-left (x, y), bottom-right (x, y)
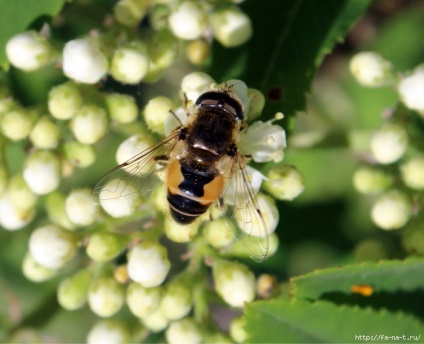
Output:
top-left (92, 131), bottom-right (180, 204)
top-left (221, 154), bottom-right (269, 262)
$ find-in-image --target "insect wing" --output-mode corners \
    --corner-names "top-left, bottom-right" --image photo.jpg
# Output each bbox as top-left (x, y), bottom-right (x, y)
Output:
top-left (222, 154), bottom-right (269, 261)
top-left (92, 132), bottom-right (180, 205)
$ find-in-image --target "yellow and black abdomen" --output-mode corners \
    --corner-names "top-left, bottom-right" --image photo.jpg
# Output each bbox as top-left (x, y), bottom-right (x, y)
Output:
top-left (166, 159), bottom-right (224, 224)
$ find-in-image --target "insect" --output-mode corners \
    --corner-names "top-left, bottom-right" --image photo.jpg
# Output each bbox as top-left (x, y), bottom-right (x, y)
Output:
top-left (93, 84), bottom-right (269, 260)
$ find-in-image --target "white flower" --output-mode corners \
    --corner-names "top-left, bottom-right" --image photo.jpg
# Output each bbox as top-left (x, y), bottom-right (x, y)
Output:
top-left (370, 123), bottom-right (408, 164)
top-left (371, 190), bottom-right (411, 230)
top-left (65, 189), bottom-right (98, 226)
top-left (209, 7), bottom-right (252, 47)
top-left (246, 88), bottom-right (265, 121)
top-left (87, 320), bottom-right (130, 344)
top-left (127, 241), bottom-right (171, 287)
top-left (98, 179), bottom-right (140, 218)
top-left (180, 72), bottom-right (215, 104)
top-left (213, 260), bottom-right (256, 307)
top-left (23, 150), bottom-right (61, 195)
top-left (63, 37), bottom-right (108, 84)
top-left (88, 278), bottom-right (125, 317)
top-left (29, 224), bottom-right (78, 269)
top-left (0, 192), bottom-right (35, 230)
top-left (398, 67), bottom-right (424, 115)
top-left (239, 120), bottom-right (287, 163)
top-left (70, 105), bottom-right (108, 144)
top-left (349, 52), bottom-right (394, 87)
top-left (168, 2), bottom-right (207, 40)
top-left (110, 44), bottom-right (149, 84)
top-left (165, 318), bottom-right (202, 344)
top-left (6, 31), bottom-right (55, 71)
top-left (126, 283), bottom-right (162, 318)
top-left (224, 165), bottom-right (264, 205)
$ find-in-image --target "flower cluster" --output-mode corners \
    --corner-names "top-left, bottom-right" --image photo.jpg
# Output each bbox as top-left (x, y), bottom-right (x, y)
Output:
top-left (350, 52), bottom-right (424, 236)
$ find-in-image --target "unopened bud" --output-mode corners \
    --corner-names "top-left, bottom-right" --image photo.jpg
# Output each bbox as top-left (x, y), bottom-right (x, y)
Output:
top-left (349, 52), bottom-right (394, 87)
top-left (371, 190), bottom-right (411, 230)
top-left (86, 231), bottom-right (127, 262)
top-left (48, 81), bottom-right (83, 120)
top-left (126, 282), bottom-right (162, 318)
top-left (370, 123), bottom-right (408, 164)
top-left (263, 164), bottom-right (305, 201)
top-left (58, 269), bottom-right (91, 310)
top-left (88, 277), bottom-right (125, 317)
top-left (105, 93), bottom-right (138, 123)
top-left (70, 105), bottom-right (108, 144)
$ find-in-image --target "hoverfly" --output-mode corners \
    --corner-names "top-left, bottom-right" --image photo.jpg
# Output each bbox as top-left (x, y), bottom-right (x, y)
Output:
top-left (93, 83), bottom-right (269, 260)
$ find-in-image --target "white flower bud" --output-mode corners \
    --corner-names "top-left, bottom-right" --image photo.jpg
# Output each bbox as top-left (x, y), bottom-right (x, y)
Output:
top-left (23, 150), bottom-right (61, 195)
top-left (98, 179), bottom-right (140, 218)
top-left (353, 166), bottom-right (393, 194)
top-left (116, 134), bottom-right (154, 169)
top-left (1, 109), bottom-right (32, 141)
top-left (48, 81), bottom-right (83, 120)
top-left (203, 218), bottom-right (235, 249)
top-left (46, 192), bottom-right (75, 230)
top-left (29, 224), bottom-right (78, 269)
top-left (165, 318), bottom-right (202, 344)
top-left (22, 253), bottom-right (57, 282)
top-left (209, 7), bottom-right (252, 47)
top-left (239, 120), bottom-right (287, 163)
top-left (143, 96), bottom-right (174, 135)
top-left (262, 165), bottom-right (305, 201)
top-left (142, 307), bottom-right (169, 332)
top-left (230, 317), bottom-right (247, 343)
top-left (6, 31), bottom-right (55, 71)
top-left (29, 116), bottom-right (59, 148)
top-left (110, 43), bottom-right (149, 84)
top-left (349, 52), bottom-right (394, 87)
top-left (113, 0), bottom-right (149, 27)
top-left (127, 241), bottom-right (171, 287)
top-left (105, 93), bottom-right (138, 123)
top-left (160, 279), bottom-right (192, 320)
top-left (0, 191), bottom-right (35, 230)
top-left (63, 37), bottom-right (108, 84)
top-left (169, 1), bottom-right (207, 40)
top-left (126, 283), bottom-right (162, 318)
top-left (87, 232), bottom-right (127, 262)
top-left (370, 123), bottom-right (408, 164)
top-left (88, 277), bottom-right (125, 317)
top-left (87, 320), bottom-right (130, 344)
top-left (181, 72), bottom-right (215, 104)
top-left (400, 156), bottom-right (424, 190)
top-left (63, 141), bottom-right (96, 168)
top-left (65, 188), bottom-right (98, 226)
top-left (70, 104), bottom-right (108, 144)
top-left (246, 88), bottom-right (265, 121)
top-left (186, 39), bottom-right (210, 65)
top-left (398, 66), bottom-right (424, 115)
top-left (371, 190), bottom-right (411, 230)
top-left (164, 217), bottom-right (199, 243)
top-left (57, 269), bottom-right (91, 310)
top-left (213, 260), bottom-right (255, 307)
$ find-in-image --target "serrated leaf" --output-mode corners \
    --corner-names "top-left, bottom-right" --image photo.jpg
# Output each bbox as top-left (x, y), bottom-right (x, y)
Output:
top-left (0, 0), bottom-right (66, 69)
top-left (209, 0), bottom-right (373, 122)
top-left (292, 257), bottom-right (424, 300)
top-left (245, 299), bottom-right (424, 343)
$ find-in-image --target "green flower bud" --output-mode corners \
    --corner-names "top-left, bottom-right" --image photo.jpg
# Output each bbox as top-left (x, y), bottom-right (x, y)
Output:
top-left (126, 282), bottom-right (162, 318)
top-left (57, 269), bottom-right (91, 310)
top-left (88, 277), bottom-right (125, 317)
top-left (141, 307), bottom-right (169, 332)
top-left (86, 232), bottom-right (127, 262)
top-left (1, 109), bottom-right (32, 141)
top-left (7, 174), bottom-right (37, 211)
top-left (63, 141), bottom-right (96, 168)
top-left (370, 123), bottom-right (408, 164)
top-left (203, 218), bottom-right (235, 249)
top-left (164, 217), bottom-right (200, 243)
top-left (87, 320), bottom-right (131, 344)
top-left (65, 188), bottom-right (98, 226)
top-left (159, 279), bottom-right (192, 320)
top-left (402, 220), bottom-right (424, 256)
top-left (212, 260), bottom-right (256, 307)
top-left (150, 4), bottom-right (171, 31)
top-left (165, 318), bottom-right (202, 344)
top-left (70, 105), bottom-right (108, 144)
top-left (113, 0), bottom-right (149, 27)
top-left (349, 52), bottom-right (394, 87)
top-left (29, 116), bottom-right (59, 148)
top-left (209, 7), bottom-right (252, 47)
top-left (23, 150), bottom-right (61, 195)
top-left (168, 1), bottom-right (207, 40)
top-left (353, 165), bottom-right (393, 194)
top-left (29, 224), bottom-right (78, 269)
top-left (371, 190), bottom-right (411, 230)
top-left (186, 39), bottom-right (210, 65)
top-left (143, 96), bottom-right (174, 135)
top-left (0, 192), bottom-right (35, 230)
top-left (400, 156), bottom-right (424, 190)
top-left (263, 164), bottom-right (305, 201)
top-left (22, 253), bottom-right (57, 282)
top-left (353, 239), bottom-right (388, 262)
top-left (230, 317), bottom-right (247, 343)
top-left (105, 93), bottom-right (138, 123)
top-left (127, 241), bottom-right (171, 287)
top-left (110, 42), bottom-right (149, 84)
top-left (46, 191), bottom-right (75, 230)
top-left (48, 81), bottom-right (83, 120)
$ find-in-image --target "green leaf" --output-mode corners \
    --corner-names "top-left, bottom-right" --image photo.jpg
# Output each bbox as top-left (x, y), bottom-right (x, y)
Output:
top-left (245, 299), bottom-right (424, 343)
top-left (208, 0), bottom-right (373, 122)
top-left (0, 0), bottom-right (66, 69)
top-left (292, 257), bottom-right (424, 300)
